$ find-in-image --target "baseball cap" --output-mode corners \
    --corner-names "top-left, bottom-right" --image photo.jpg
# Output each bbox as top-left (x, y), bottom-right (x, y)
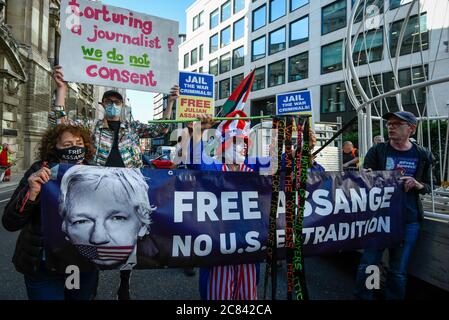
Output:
top-left (101, 90), bottom-right (123, 103)
top-left (382, 111), bottom-right (418, 125)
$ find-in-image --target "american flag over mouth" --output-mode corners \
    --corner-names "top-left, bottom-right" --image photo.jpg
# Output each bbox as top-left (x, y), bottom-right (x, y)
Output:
top-left (76, 245), bottom-right (134, 261)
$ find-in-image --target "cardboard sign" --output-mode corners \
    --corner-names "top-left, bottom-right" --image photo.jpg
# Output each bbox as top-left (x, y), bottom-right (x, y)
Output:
top-left (276, 90), bottom-right (312, 116)
top-left (176, 72), bottom-right (215, 120)
top-left (59, 0), bottom-right (179, 93)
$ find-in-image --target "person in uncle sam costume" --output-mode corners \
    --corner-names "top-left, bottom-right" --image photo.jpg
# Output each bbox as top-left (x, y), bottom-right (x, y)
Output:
top-left (197, 110), bottom-right (262, 300)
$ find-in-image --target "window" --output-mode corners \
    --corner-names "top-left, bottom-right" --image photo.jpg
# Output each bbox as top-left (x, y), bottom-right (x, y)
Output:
top-left (251, 36), bottom-right (266, 61)
top-left (289, 51), bottom-right (308, 82)
top-left (191, 48), bottom-right (198, 65)
top-left (321, 82), bottom-right (347, 113)
top-left (209, 59), bottom-right (218, 76)
top-left (252, 66), bottom-right (266, 91)
top-left (269, 27), bottom-right (286, 55)
top-left (199, 66), bottom-right (204, 73)
top-left (233, 18), bottom-right (245, 41)
top-left (199, 44), bottom-right (204, 61)
top-left (352, 0), bottom-right (383, 24)
top-left (252, 4), bottom-right (266, 31)
top-left (289, 15), bottom-right (308, 47)
top-left (383, 65), bottom-right (427, 111)
top-left (390, 0), bottom-right (413, 9)
top-left (291, 0), bottom-right (308, 12)
top-left (214, 82), bottom-right (218, 99)
top-left (321, 40), bottom-right (343, 74)
top-left (184, 53), bottom-right (189, 69)
top-left (220, 78), bottom-right (231, 99)
top-left (221, 26), bottom-right (231, 48)
top-left (390, 14), bottom-right (428, 57)
top-left (322, 0), bottom-right (347, 35)
top-left (234, 0), bottom-right (245, 13)
top-left (209, 33), bottom-right (218, 53)
top-left (210, 9), bottom-right (219, 29)
top-left (353, 28), bottom-right (383, 65)
top-left (221, 1), bottom-right (231, 22)
top-left (193, 11), bottom-right (204, 31)
top-left (268, 60), bottom-right (285, 87)
top-left (232, 73), bottom-right (244, 91)
top-left (270, 0), bottom-right (286, 23)
top-left (220, 52), bottom-right (231, 74)
top-left (233, 46), bottom-right (244, 69)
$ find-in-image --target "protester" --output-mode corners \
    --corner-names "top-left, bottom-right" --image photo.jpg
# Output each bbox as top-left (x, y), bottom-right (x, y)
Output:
top-left (50, 66), bottom-right (178, 299)
top-left (353, 111), bottom-right (433, 300)
top-left (189, 110), bottom-right (263, 300)
top-left (0, 143), bottom-right (15, 182)
top-left (342, 141), bottom-right (359, 171)
top-left (2, 124), bottom-right (99, 300)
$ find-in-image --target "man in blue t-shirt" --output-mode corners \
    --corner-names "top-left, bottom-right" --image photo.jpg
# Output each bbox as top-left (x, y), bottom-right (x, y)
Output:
top-left (353, 111), bottom-right (433, 300)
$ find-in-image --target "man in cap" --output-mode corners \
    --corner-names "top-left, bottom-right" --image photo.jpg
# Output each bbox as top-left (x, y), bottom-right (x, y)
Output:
top-left (354, 111), bottom-right (433, 300)
top-left (50, 66), bottom-right (178, 300)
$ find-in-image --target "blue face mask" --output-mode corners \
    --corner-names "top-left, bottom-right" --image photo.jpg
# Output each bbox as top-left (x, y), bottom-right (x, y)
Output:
top-left (105, 103), bottom-right (122, 118)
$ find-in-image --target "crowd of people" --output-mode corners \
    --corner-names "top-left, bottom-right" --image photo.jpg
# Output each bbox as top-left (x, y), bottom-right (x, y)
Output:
top-left (1, 66), bottom-right (433, 301)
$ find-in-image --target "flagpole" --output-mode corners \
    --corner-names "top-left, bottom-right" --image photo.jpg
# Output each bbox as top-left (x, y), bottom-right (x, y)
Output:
top-left (147, 115), bottom-right (273, 123)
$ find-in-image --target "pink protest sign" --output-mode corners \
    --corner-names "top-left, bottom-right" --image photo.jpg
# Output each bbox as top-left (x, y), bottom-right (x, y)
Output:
top-left (59, 0), bottom-right (179, 93)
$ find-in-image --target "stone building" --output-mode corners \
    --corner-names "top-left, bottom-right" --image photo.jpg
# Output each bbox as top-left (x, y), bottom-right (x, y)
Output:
top-left (0, 0), bottom-right (98, 173)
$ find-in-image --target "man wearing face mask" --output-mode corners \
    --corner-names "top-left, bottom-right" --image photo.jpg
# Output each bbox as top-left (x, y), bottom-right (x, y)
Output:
top-left (49, 66), bottom-right (178, 299)
top-left (2, 124), bottom-right (99, 300)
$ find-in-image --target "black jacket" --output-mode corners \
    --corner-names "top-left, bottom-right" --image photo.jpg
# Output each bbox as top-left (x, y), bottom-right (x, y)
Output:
top-left (363, 141), bottom-right (433, 221)
top-left (2, 161), bottom-right (96, 280)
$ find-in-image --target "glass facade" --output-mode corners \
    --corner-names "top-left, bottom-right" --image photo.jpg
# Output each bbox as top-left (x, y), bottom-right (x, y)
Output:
top-left (268, 60), bottom-right (286, 87)
top-left (252, 66), bottom-right (266, 91)
top-left (219, 78), bottom-right (231, 99)
top-left (269, 27), bottom-right (286, 55)
top-left (221, 26), bottom-right (231, 48)
top-left (232, 46), bottom-right (244, 69)
top-left (270, 0), bottom-right (286, 22)
top-left (233, 18), bottom-right (245, 41)
top-left (290, 0), bottom-right (308, 12)
top-left (353, 28), bottom-right (383, 65)
top-left (252, 36), bottom-right (266, 61)
top-left (289, 51), bottom-right (308, 82)
top-left (209, 59), bottom-right (218, 76)
top-left (390, 14), bottom-right (428, 57)
top-left (321, 40), bottom-right (343, 74)
top-left (289, 15), bottom-right (308, 47)
top-left (220, 52), bottom-right (231, 74)
top-left (209, 33), bottom-right (218, 53)
top-left (322, 0), bottom-right (347, 35)
top-left (252, 4), bottom-right (266, 31)
top-left (321, 82), bottom-right (347, 113)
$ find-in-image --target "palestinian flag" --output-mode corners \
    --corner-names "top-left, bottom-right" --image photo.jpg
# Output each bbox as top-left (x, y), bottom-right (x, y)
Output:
top-left (220, 70), bottom-right (255, 116)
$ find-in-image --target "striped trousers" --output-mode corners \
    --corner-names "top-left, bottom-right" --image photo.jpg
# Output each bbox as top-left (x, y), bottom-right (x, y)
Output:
top-left (206, 264), bottom-right (258, 300)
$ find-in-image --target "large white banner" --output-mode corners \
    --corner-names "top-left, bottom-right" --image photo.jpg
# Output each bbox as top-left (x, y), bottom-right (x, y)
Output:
top-left (59, 0), bottom-right (179, 93)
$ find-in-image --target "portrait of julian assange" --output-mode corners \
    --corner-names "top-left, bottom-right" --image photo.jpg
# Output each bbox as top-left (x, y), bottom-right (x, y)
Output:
top-left (58, 165), bottom-right (155, 270)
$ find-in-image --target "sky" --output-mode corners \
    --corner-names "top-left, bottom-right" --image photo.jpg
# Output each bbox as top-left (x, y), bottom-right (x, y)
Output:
top-left (101, 0), bottom-right (193, 122)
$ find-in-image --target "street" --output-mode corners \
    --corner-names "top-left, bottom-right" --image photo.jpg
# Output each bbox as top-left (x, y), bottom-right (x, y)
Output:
top-left (1, 182), bottom-right (447, 300)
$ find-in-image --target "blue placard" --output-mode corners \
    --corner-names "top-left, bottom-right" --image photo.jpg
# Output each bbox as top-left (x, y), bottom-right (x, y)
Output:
top-left (276, 90), bottom-right (312, 115)
top-left (179, 71), bottom-right (214, 98)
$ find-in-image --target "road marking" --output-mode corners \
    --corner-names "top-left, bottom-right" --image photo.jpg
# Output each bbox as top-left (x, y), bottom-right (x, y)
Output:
top-left (0, 198), bottom-right (11, 203)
